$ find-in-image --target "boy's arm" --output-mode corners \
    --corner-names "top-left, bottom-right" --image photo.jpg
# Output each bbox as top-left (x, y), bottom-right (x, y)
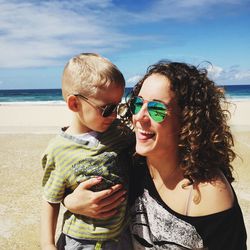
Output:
top-left (41, 199), bottom-right (60, 250)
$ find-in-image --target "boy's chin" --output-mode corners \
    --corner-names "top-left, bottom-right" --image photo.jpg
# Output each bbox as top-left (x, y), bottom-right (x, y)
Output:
top-left (95, 126), bottom-right (111, 133)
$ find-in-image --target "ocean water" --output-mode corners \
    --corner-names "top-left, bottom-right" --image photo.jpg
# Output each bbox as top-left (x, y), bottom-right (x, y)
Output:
top-left (0, 85), bottom-right (249, 104)
top-left (0, 89), bottom-right (64, 104)
top-left (223, 85), bottom-right (250, 100)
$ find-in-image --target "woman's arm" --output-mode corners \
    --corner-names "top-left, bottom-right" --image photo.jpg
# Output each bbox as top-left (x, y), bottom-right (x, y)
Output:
top-left (63, 177), bottom-right (127, 218)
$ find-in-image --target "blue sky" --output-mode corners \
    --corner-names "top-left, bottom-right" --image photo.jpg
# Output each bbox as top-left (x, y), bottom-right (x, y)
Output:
top-left (0, 0), bottom-right (250, 89)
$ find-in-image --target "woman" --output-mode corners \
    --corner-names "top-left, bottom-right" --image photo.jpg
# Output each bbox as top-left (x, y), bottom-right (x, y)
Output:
top-left (64, 61), bottom-right (247, 249)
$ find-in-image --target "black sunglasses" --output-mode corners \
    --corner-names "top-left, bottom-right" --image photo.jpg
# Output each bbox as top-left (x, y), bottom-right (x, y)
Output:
top-left (74, 94), bottom-right (119, 117)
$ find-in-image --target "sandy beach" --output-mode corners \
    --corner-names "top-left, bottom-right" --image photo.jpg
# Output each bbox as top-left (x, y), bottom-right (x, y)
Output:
top-left (0, 101), bottom-right (249, 249)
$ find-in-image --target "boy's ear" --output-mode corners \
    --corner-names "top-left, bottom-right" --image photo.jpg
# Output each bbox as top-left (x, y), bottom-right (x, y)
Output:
top-left (67, 95), bottom-right (80, 112)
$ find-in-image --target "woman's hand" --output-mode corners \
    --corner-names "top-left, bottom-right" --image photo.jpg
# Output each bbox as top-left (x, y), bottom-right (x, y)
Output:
top-left (63, 177), bottom-right (127, 219)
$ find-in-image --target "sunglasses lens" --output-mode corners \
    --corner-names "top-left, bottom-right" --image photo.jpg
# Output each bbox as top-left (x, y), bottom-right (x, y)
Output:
top-left (130, 96), bottom-right (143, 115)
top-left (102, 104), bottom-right (117, 117)
top-left (130, 96), bottom-right (167, 123)
top-left (147, 101), bottom-right (167, 122)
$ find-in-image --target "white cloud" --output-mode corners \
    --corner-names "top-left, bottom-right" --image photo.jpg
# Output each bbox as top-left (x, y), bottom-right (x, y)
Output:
top-left (235, 71), bottom-right (250, 80)
top-left (0, 0), bottom-right (248, 68)
top-left (206, 64), bottom-right (250, 84)
top-left (0, 0), bottom-right (135, 68)
top-left (207, 65), bottom-right (224, 79)
top-left (126, 75), bottom-right (143, 85)
top-left (126, 65), bottom-right (250, 87)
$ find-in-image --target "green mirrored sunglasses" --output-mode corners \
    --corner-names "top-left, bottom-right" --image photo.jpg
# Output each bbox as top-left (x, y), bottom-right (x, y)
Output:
top-left (129, 96), bottom-right (168, 123)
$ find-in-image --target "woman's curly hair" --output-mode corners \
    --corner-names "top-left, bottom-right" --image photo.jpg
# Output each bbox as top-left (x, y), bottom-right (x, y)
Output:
top-left (122, 60), bottom-right (235, 184)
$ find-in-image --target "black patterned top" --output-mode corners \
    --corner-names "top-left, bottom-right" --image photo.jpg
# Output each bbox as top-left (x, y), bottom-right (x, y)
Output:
top-left (129, 161), bottom-right (247, 250)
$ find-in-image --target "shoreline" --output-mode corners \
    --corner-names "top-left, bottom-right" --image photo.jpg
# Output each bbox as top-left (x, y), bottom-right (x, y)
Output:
top-left (0, 99), bottom-right (250, 134)
top-left (0, 97), bottom-right (248, 106)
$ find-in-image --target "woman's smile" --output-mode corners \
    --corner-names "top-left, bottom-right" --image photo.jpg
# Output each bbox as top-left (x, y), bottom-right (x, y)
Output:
top-left (136, 127), bottom-right (155, 140)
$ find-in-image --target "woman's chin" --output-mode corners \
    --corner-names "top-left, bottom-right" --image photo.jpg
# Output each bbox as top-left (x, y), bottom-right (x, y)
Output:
top-left (136, 144), bottom-right (152, 157)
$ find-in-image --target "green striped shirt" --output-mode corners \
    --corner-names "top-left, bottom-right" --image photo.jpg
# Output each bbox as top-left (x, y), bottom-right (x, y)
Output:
top-left (42, 120), bottom-right (134, 240)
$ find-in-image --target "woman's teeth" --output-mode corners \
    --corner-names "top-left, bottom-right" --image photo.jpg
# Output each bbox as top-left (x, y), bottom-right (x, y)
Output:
top-left (137, 128), bottom-right (155, 139)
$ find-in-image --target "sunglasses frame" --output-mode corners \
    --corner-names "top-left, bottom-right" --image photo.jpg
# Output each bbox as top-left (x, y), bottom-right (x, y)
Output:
top-left (129, 96), bottom-right (169, 123)
top-left (74, 94), bottom-right (119, 117)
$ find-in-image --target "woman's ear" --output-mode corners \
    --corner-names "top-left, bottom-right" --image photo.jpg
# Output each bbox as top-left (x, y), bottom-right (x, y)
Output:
top-left (67, 95), bottom-right (80, 112)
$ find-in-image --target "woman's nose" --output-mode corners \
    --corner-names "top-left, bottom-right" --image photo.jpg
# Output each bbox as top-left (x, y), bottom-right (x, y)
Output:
top-left (134, 103), bottom-right (150, 122)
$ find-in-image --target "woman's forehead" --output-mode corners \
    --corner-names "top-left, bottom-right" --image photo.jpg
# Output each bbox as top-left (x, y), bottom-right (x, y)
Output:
top-left (139, 74), bottom-right (174, 100)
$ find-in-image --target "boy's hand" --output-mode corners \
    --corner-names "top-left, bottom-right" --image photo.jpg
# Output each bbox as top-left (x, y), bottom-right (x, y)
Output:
top-left (63, 177), bottom-right (126, 218)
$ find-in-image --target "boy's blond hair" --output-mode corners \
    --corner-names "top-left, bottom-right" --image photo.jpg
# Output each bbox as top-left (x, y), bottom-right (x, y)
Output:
top-left (62, 53), bottom-right (125, 100)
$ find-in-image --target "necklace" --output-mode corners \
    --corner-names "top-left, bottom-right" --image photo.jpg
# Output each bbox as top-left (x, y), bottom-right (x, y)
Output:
top-left (149, 165), bottom-right (179, 180)
top-left (149, 166), bottom-right (181, 193)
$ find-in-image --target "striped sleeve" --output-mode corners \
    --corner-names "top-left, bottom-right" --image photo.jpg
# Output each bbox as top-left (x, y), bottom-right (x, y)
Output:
top-left (41, 150), bottom-right (66, 203)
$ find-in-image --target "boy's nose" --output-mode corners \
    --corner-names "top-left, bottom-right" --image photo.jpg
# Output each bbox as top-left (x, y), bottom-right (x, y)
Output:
top-left (110, 110), bottom-right (117, 119)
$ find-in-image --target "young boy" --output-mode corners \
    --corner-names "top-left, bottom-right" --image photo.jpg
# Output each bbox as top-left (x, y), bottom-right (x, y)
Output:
top-left (41, 53), bottom-right (133, 249)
